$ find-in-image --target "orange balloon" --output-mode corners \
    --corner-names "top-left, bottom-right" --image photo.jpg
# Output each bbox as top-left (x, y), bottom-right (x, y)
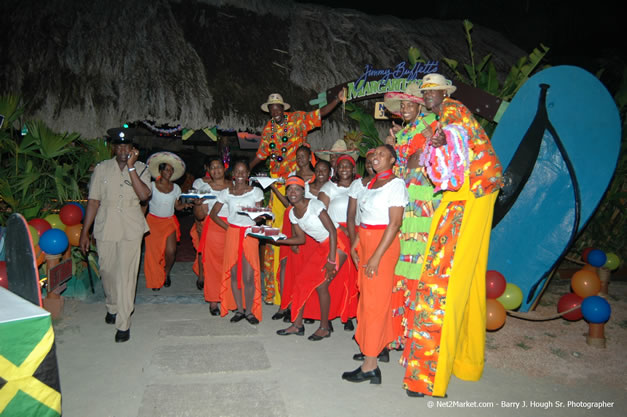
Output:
top-left (582, 264), bottom-right (597, 272)
top-left (486, 299), bottom-right (506, 330)
top-left (65, 223), bottom-right (82, 247)
top-left (571, 269), bottom-right (601, 298)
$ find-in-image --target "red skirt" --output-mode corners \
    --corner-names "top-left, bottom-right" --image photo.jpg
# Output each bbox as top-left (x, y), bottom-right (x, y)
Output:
top-left (144, 213), bottom-right (180, 288)
top-left (292, 230), bottom-right (350, 322)
top-left (199, 216), bottom-right (228, 302)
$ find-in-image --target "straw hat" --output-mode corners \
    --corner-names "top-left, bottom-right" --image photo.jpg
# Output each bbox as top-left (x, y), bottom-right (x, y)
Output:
top-left (107, 127), bottom-right (139, 145)
top-left (261, 93), bottom-right (291, 112)
top-left (147, 151), bottom-right (186, 181)
top-left (383, 83), bottom-right (424, 116)
top-left (418, 73), bottom-right (457, 95)
top-left (315, 139), bottom-right (360, 161)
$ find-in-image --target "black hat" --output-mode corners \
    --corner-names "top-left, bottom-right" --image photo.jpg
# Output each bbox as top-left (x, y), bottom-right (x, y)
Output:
top-left (107, 127), bottom-right (138, 144)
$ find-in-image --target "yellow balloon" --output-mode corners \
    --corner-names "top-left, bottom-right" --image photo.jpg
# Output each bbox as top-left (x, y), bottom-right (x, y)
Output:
top-left (496, 283), bottom-right (523, 310)
top-left (44, 213), bottom-right (65, 231)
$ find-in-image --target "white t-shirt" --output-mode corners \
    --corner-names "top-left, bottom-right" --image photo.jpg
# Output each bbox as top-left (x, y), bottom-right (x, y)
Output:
top-left (304, 182), bottom-right (318, 200)
top-left (148, 182), bottom-right (181, 218)
top-left (357, 177), bottom-right (409, 225)
top-left (348, 178), bottom-right (367, 225)
top-left (192, 178), bottom-right (229, 217)
top-left (289, 198), bottom-right (338, 243)
top-left (319, 181), bottom-right (351, 224)
top-left (217, 187), bottom-right (265, 227)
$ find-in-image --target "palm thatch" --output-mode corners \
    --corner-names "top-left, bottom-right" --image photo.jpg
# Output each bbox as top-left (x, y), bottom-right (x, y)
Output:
top-left (0, 0), bottom-right (525, 149)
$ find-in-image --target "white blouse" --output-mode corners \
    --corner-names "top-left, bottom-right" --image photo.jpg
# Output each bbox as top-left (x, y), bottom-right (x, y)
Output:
top-left (319, 181), bottom-right (351, 224)
top-left (216, 187), bottom-right (265, 227)
top-left (289, 198), bottom-right (338, 243)
top-left (304, 182), bottom-right (318, 200)
top-left (192, 178), bottom-right (229, 218)
top-left (348, 178), bottom-right (367, 225)
top-left (357, 177), bottom-right (409, 225)
top-left (148, 182), bottom-right (181, 218)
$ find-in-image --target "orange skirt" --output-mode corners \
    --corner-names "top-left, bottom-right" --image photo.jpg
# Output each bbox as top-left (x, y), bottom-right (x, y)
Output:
top-left (292, 231), bottom-right (350, 322)
top-left (219, 225), bottom-right (262, 321)
top-left (144, 213), bottom-right (180, 288)
top-left (199, 216), bottom-right (228, 302)
top-left (280, 234), bottom-right (316, 310)
top-left (354, 226), bottom-right (400, 357)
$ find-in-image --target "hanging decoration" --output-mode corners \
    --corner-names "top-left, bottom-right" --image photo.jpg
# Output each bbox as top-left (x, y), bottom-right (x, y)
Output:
top-left (141, 120), bottom-right (183, 136)
top-left (181, 126), bottom-right (218, 141)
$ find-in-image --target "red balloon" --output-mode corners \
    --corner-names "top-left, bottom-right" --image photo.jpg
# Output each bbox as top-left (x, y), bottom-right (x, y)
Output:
top-left (0, 261), bottom-right (7, 289)
top-left (59, 203), bottom-right (83, 226)
top-left (28, 218), bottom-right (52, 237)
top-left (581, 247), bottom-right (595, 263)
top-left (557, 293), bottom-right (583, 321)
top-left (486, 270), bottom-right (507, 299)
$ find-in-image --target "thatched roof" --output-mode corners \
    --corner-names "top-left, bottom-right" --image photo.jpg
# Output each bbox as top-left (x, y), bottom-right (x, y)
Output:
top-left (0, 0), bottom-right (525, 150)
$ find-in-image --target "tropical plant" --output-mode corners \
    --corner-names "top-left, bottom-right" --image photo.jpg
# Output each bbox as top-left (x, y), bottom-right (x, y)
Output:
top-left (0, 94), bottom-right (111, 223)
top-left (344, 102), bottom-right (382, 157)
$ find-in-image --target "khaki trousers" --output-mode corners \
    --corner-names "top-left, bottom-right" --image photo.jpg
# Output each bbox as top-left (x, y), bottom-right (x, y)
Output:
top-left (97, 239), bottom-right (143, 331)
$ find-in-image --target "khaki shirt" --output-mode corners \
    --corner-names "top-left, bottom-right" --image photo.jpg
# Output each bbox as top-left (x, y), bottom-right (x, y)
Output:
top-left (88, 158), bottom-right (151, 241)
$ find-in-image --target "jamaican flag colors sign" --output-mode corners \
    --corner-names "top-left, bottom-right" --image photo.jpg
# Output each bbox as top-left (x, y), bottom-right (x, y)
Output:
top-left (0, 287), bottom-right (61, 417)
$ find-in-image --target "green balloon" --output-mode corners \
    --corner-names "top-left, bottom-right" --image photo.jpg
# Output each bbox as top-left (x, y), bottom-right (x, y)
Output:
top-left (28, 225), bottom-right (40, 247)
top-left (496, 283), bottom-right (523, 310)
top-left (604, 253), bottom-right (620, 271)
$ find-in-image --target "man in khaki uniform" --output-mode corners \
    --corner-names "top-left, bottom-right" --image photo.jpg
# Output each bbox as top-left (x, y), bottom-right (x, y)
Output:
top-left (79, 127), bottom-right (152, 343)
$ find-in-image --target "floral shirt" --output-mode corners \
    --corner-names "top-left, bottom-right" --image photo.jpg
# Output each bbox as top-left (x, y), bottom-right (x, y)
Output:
top-left (393, 113), bottom-right (438, 178)
top-left (257, 110), bottom-right (322, 178)
top-left (438, 98), bottom-right (503, 197)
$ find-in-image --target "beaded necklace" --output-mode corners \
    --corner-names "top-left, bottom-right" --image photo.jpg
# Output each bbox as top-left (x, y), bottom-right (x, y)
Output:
top-left (268, 117), bottom-right (292, 163)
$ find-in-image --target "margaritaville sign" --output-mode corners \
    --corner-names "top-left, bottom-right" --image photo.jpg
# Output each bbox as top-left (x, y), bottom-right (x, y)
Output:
top-left (346, 61), bottom-right (440, 101)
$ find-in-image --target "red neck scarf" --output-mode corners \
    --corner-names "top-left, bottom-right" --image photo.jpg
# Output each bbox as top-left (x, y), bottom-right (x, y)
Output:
top-left (367, 169), bottom-right (393, 189)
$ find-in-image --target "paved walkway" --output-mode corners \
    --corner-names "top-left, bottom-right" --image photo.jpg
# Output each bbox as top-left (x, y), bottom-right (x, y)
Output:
top-left (52, 262), bottom-right (625, 417)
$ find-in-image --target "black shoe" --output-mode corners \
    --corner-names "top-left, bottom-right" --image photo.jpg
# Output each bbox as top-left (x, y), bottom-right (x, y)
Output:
top-left (164, 276), bottom-right (171, 287)
top-left (276, 325), bottom-right (305, 336)
top-left (196, 279), bottom-right (204, 290)
top-left (271, 310), bottom-right (286, 320)
top-left (245, 313), bottom-right (259, 325)
top-left (209, 305), bottom-right (220, 316)
top-left (308, 327), bottom-right (331, 341)
top-left (406, 389), bottom-right (425, 398)
top-left (352, 348), bottom-right (389, 363)
top-left (230, 311), bottom-right (246, 323)
top-left (341, 366), bottom-right (381, 384)
top-left (105, 312), bottom-right (116, 325)
top-left (328, 321), bottom-right (334, 333)
top-left (304, 318), bottom-right (315, 324)
top-left (115, 329), bottom-right (130, 343)
top-left (282, 309), bottom-right (292, 323)
top-left (152, 287), bottom-right (161, 291)
top-left (344, 319), bottom-right (354, 331)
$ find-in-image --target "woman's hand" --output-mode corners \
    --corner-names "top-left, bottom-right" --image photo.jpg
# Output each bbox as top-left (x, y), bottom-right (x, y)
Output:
top-left (364, 254), bottom-right (382, 279)
top-left (430, 128), bottom-right (446, 147)
top-left (350, 237), bottom-right (360, 267)
top-left (291, 245), bottom-right (300, 254)
top-left (323, 260), bottom-right (337, 281)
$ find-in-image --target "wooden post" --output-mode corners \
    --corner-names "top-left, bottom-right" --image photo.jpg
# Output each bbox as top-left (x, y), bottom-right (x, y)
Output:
top-left (597, 267), bottom-right (610, 298)
top-left (586, 322), bottom-right (606, 348)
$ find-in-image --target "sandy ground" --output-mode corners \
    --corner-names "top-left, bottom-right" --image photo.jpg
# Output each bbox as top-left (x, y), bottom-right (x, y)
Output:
top-left (50, 263), bottom-right (627, 417)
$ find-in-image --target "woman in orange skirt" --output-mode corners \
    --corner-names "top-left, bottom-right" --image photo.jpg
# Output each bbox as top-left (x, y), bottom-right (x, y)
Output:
top-left (342, 145), bottom-right (408, 385)
top-left (192, 156), bottom-right (230, 315)
top-left (272, 176), bottom-right (349, 341)
top-left (210, 159), bottom-right (265, 324)
top-left (144, 152), bottom-right (189, 290)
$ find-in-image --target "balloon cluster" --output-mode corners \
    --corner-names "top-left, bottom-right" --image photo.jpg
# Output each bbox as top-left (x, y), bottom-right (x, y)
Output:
top-left (485, 270), bottom-right (523, 331)
top-left (556, 248), bottom-right (616, 324)
top-left (26, 203), bottom-right (85, 263)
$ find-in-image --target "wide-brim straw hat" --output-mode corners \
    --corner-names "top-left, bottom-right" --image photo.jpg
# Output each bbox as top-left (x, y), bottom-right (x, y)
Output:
top-left (315, 139), bottom-right (360, 161)
top-left (147, 151), bottom-right (186, 181)
top-left (418, 73), bottom-right (457, 94)
top-left (383, 83), bottom-right (425, 115)
top-left (261, 93), bottom-right (291, 112)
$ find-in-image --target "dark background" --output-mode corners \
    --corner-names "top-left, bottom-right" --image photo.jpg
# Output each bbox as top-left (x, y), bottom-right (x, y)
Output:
top-left (298, 0), bottom-right (624, 91)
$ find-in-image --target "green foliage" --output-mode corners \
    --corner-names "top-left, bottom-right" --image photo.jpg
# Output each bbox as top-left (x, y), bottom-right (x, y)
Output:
top-left (0, 94), bottom-right (111, 224)
top-left (345, 102), bottom-right (383, 157)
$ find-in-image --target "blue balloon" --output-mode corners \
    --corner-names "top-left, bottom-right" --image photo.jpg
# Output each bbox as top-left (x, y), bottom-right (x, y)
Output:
top-left (581, 296), bottom-right (611, 323)
top-left (587, 249), bottom-right (607, 267)
top-left (39, 228), bottom-right (69, 255)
